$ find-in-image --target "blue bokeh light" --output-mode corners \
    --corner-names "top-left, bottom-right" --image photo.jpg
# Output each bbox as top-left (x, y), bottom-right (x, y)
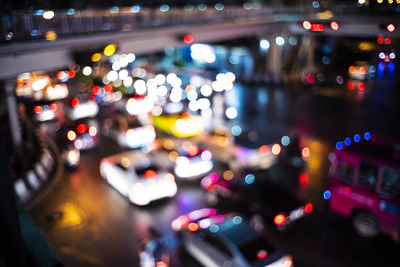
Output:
top-left (354, 134), bottom-right (361, 142)
top-left (231, 125), bottom-right (242, 136)
top-left (209, 225), bottom-right (219, 233)
top-left (336, 141), bottom-right (343, 150)
top-left (344, 137), bottom-right (352, 146)
top-left (281, 136), bottom-right (291, 146)
top-left (364, 132), bottom-right (371, 140)
top-left (323, 190), bottom-right (331, 200)
top-left (232, 216), bottom-right (242, 225)
top-left (245, 174), bottom-right (255, 184)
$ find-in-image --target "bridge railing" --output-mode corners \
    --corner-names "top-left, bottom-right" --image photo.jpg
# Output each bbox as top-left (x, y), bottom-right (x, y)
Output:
top-left (1, 3), bottom-right (398, 44)
top-left (1, 6), bottom-right (274, 43)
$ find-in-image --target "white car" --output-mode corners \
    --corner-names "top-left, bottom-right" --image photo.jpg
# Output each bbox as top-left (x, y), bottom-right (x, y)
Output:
top-left (100, 151), bottom-right (177, 206)
top-left (172, 209), bottom-right (294, 267)
top-left (102, 117), bottom-right (156, 149)
top-left (174, 144), bottom-right (213, 180)
top-left (66, 119), bottom-right (99, 151)
top-left (348, 61), bottom-right (373, 80)
top-left (65, 98), bottom-right (99, 121)
top-left (33, 102), bottom-right (58, 122)
top-left (196, 127), bottom-right (276, 171)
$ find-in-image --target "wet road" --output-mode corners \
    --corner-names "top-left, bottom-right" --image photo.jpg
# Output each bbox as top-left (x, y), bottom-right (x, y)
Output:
top-left (28, 74), bottom-right (400, 267)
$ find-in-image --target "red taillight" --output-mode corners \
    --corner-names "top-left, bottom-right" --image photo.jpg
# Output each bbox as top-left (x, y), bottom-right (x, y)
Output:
top-left (72, 97), bottom-right (79, 107)
top-left (67, 130), bottom-right (77, 141)
top-left (347, 81), bottom-right (355, 90)
top-left (187, 145), bottom-right (199, 157)
top-left (283, 258), bottom-right (294, 267)
top-left (77, 124), bottom-right (87, 134)
top-left (299, 173), bottom-right (309, 186)
top-left (181, 112), bottom-right (190, 118)
top-left (183, 34), bottom-right (194, 44)
top-left (358, 82), bottom-right (365, 91)
top-left (359, 67), bottom-right (367, 75)
top-left (92, 86), bottom-right (101, 96)
top-left (156, 261), bottom-right (168, 267)
top-left (207, 184), bottom-right (216, 192)
top-left (349, 66), bottom-right (356, 74)
top-left (144, 170), bottom-right (156, 179)
top-left (258, 145), bottom-right (269, 155)
top-left (274, 214), bottom-right (286, 226)
top-left (34, 106), bottom-right (42, 114)
top-left (68, 69), bottom-right (75, 78)
top-left (49, 103), bottom-right (58, 111)
top-left (257, 250), bottom-right (268, 260)
top-left (104, 84), bottom-right (113, 92)
top-left (304, 203), bottom-right (313, 213)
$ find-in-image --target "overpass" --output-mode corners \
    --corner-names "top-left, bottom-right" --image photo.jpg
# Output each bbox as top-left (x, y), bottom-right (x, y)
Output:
top-left (0, 5), bottom-right (399, 80)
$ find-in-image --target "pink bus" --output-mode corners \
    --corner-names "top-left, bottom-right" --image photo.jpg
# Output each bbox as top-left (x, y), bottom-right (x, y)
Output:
top-left (325, 133), bottom-right (400, 241)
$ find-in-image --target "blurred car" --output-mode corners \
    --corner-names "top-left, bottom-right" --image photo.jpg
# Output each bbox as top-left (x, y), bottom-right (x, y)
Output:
top-left (196, 126), bottom-right (278, 170)
top-left (195, 126), bottom-right (234, 163)
top-left (153, 112), bottom-right (203, 138)
top-left (125, 96), bottom-right (154, 116)
top-left (326, 133), bottom-right (400, 241)
top-left (378, 51), bottom-right (396, 63)
top-left (100, 151), bottom-right (177, 206)
top-left (102, 116), bottom-right (156, 149)
top-left (174, 143), bottom-right (214, 180)
top-left (64, 95), bottom-right (99, 121)
top-left (66, 119), bottom-right (99, 150)
top-left (171, 208), bottom-right (294, 267)
top-left (348, 61), bottom-right (374, 80)
top-left (201, 166), bottom-right (312, 230)
top-left (347, 79), bottom-right (367, 91)
top-left (139, 228), bottom-right (171, 267)
top-left (33, 102), bottom-right (59, 122)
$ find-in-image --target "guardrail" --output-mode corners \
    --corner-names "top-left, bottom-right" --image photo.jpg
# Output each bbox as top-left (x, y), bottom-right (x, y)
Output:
top-left (1, 6), bottom-right (273, 43)
top-left (1, 3), bottom-right (398, 44)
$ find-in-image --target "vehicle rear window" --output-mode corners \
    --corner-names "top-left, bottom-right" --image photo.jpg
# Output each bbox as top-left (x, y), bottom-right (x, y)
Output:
top-left (381, 168), bottom-right (400, 198)
top-left (115, 163), bottom-right (128, 171)
top-left (335, 161), bottom-right (355, 184)
top-left (135, 165), bottom-right (159, 176)
top-left (358, 163), bottom-right (378, 191)
top-left (178, 149), bottom-right (203, 158)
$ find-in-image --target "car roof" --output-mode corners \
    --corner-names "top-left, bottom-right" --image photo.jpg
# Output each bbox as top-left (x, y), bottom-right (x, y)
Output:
top-left (335, 139), bottom-right (400, 170)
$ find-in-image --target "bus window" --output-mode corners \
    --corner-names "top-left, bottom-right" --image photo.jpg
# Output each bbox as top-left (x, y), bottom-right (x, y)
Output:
top-left (381, 169), bottom-right (400, 198)
top-left (358, 163), bottom-right (378, 191)
top-left (335, 161), bottom-right (355, 184)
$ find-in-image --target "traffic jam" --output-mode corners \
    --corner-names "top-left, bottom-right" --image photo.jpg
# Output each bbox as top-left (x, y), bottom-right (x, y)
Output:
top-left (16, 40), bottom-right (400, 267)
